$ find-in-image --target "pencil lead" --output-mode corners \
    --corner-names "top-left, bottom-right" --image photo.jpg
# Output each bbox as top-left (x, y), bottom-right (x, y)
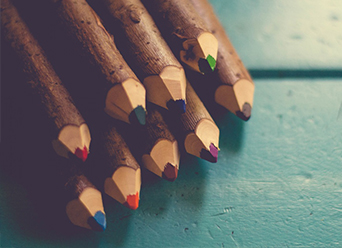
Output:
top-left (198, 54), bottom-right (216, 74)
top-left (124, 192), bottom-right (139, 210)
top-left (74, 146), bottom-right (88, 162)
top-left (167, 99), bottom-right (186, 114)
top-left (129, 105), bottom-right (146, 126)
top-left (87, 211), bottom-right (106, 232)
top-left (236, 103), bottom-right (252, 121)
top-left (162, 163), bottom-right (178, 182)
top-left (200, 143), bottom-right (218, 163)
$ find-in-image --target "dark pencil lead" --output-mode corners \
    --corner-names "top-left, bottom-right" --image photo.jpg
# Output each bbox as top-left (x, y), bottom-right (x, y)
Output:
top-left (198, 54), bottom-right (216, 74)
top-left (162, 163), bottom-right (178, 182)
top-left (236, 102), bottom-right (252, 121)
top-left (167, 99), bottom-right (186, 114)
top-left (88, 211), bottom-right (106, 232)
top-left (200, 143), bottom-right (218, 163)
top-left (129, 105), bottom-right (146, 126)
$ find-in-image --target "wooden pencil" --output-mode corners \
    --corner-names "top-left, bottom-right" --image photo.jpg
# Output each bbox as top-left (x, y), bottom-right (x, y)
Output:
top-left (116, 103), bottom-right (180, 181)
top-left (51, 0), bottom-right (146, 125)
top-left (100, 0), bottom-right (187, 113)
top-left (1, 0), bottom-right (91, 162)
top-left (142, 104), bottom-right (180, 181)
top-left (63, 163), bottom-right (106, 231)
top-left (141, 0), bottom-right (218, 74)
top-left (94, 116), bottom-right (141, 210)
top-left (189, 0), bottom-right (255, 121)
top-left (166, 81), bottom-right (220, 163)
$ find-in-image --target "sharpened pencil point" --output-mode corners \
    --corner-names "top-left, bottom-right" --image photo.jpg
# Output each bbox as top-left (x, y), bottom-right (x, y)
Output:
top-left (74, 146), bottom-right (88, 162)
top-left (236, 103), bottom-right (252, 121)
top-left (198, 55), bottom-right (216, 74)
top-left (129, 105), bottom-right (146, 126)
top-left (88, 211), bottom-right (106, 231)
top-left (162, 163), bottom-right (178, 182)
top-left (200, 143), bottom-right (218, 163)
top-left (124, 192), bottom-right (139, 210)
top-left (167, 99), bottom-right (186, 114)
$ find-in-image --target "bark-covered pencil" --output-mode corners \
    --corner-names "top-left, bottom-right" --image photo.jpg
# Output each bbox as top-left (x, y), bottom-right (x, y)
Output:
top-left (190, 0), bottom-right (255, 121)
top-left (166, 81), bottom-right (220, 163)
top-left (64, 165), bottom-right (106, 231)
top-left (142, 0), bottom-right (218, 74)
top-left (92, 116), bottom-right (141, 210)
top-left (141, 104), bottom-right (180, 181)
top-left (51, 0), bottom-right (146, 125)
top-left (1, 0), bottom-right (90, 162)
top-left (100, 0), bottom-right (187, 114)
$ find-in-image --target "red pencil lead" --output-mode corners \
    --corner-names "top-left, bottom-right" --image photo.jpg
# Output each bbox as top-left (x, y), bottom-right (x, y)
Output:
top-left (74, 146), bottom-right (88, 162)
top-left (124, 192), bottom-right (139, 210)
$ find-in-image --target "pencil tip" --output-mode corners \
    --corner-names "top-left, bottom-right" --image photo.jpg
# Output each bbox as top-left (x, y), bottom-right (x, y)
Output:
top-left (200, 143), bottom-right (218, 163)
top-left (74, 146), bottom-right (88, 162)
top-left (162, 163), bottom-right (178, 182)
top-left (198, 54), bottom-right (216, 74)
top-left (236, 102), bottom-right (251, 121)
top-left (88, 211), bottom-right (106, 231)
top-left (167, 99), bottom-right (186, 114)
top-left (129, 105), bottom-right (146, 126)
top-left (124, 192), bottom-right (139, 210)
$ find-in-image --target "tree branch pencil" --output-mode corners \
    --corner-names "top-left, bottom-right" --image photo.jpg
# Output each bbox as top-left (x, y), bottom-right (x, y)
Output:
top-left (1, 0), bottom-right (90, 162)
top-left (62, 161), bottom-right (106, 231)
top-left (92, 116), bottom-right (141, 210)
top-left (142, 104), bottom-right (180, 181)
top-left (190, 0), bottom-right (255, 121)
top-left (51, 0), bottom-right (146, 125)
top-left (142, 0), bottom-right (218, 74)
top-left (100, 0), bottom-right (187, 113)
top-left (165, 81), bottom-right (220, 163)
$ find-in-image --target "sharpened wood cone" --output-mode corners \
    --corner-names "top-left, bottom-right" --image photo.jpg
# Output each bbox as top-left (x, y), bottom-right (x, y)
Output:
top-left (166, 99), bottom-right (186, 114)
top-left (129, 105), bottom-right (146, 126)
top-left (74, 146), bottom-right (88, 162)
top-left (162, 163), bottom-right (178, 182)
top-left (236, 102), bottom-right (252, 121)
top-left (87, 211), bottom-right (106, 232)
top-left (198, 55), bottom-right (216, 74)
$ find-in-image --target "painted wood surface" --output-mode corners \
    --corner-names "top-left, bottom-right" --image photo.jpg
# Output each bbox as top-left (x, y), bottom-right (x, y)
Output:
top-left (210, 0), bottom-right (342, 70)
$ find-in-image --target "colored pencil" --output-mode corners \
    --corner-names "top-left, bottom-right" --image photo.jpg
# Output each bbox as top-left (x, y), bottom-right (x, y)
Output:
top-left (1, 0), bottom-right (90, 162)
top-left (63, 163), bottom-right (106, 231)
top-left (99, 0), bottom-right (187, 114)
top-left (51, 0), bottom-right (146, 125)
top-left (142, 104), bottom-right (180, 181)
top-left (93, 116), bottom-right (141, 210)
top-left (142, 0), bottom-right (218, 74)
top-left (166, 81), bottom-right (220, 163)
top-left (189, 0), bottom-right (255, 121)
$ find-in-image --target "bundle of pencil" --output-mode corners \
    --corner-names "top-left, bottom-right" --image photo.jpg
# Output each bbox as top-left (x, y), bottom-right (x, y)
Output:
top-left (2, 0), bottom-right (254, 232)
top-left (51, 0), bottom-right (146, 125)
top-left (189, 0), bottom-right (255, 121)
top-left (142, 0), bottom-right (218, 74)
top-left (101, 0), bottom-right (187, 114)
top-left (1, 0), bottom-right (91, 162)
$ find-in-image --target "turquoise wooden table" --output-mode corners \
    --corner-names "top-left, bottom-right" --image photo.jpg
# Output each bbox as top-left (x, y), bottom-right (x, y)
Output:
top-left (1, 1), bottom-right (342, 247)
